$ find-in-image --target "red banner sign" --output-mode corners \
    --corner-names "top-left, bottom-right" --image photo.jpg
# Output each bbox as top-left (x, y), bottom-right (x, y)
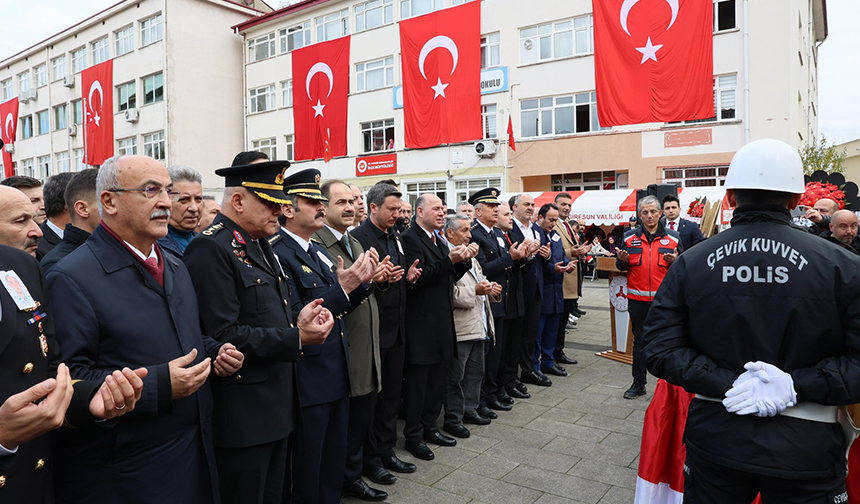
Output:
top-left (355, 153), bottom-right (397, 177)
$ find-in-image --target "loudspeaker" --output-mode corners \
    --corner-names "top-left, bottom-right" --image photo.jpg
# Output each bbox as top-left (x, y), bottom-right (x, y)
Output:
top-left (635, 184), bottom-right (678, 212)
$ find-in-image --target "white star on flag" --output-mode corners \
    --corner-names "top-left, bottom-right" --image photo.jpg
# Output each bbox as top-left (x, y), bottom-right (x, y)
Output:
top-left (636, 37), bottom-right (663, 64)
top-left (312, 100), bottom-right (326, 117)
top-left (430, 77), bottom-right (449, 99)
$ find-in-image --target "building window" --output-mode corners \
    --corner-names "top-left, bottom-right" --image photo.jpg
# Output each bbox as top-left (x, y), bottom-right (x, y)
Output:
top-left (662, 165), bottom-right (729, 188)
top-left (117, 137), bottom-right (137, 156)
top-left (520, 15), bottom-right (592, 64)
top-left (18, 72), bottom-right (30, 95)
top-left (1, 79), bottom-right (12, 101)
top-left (356, 0), bottom-right (393, 32)
top-left (316, 9), bottom-right (349, 42)
top-left (404, 180), bottom-right (446, 206)
top-left (356, 57), bottom-right (394, 92)
top-left (52, 56), bottom-right (66, 81)
top-left (675, 74), bottom-right (737, 124)
top-left (20, 159), bottom-right (34, 178)
top-left (38, 155), bottom-right (51, 178)
top-left (56, 152), bottom-right (71, 173)
top-left (279, 21), bottom-right (310, 52)
top-left (141, 14), bottom-right (163, 46)
top-left (281, 80), bottom-right (292, 107)
top-left (92, 36), bottom-right (109, 65)
top-left (144, 131), bottom-right (165, 161)
top-left (72, 100), bottom-right (83, 124)
top-left (252, 138), bottom-right (277, 160)
top-left (454, 177), bottom-right (501, 204)
top-left (74, 149), bottom-right (84, 171)
top-left (20, 116), bottom-right (33, 139)
top-left (142, 73), bottom-right (163, 105)
top-left (481, 33), bottom-right (501, 69)
top-left (400, 0), bottom-right (443, 19)
top-left (34, 64), bottom-right (47, 88)
top-left (36, 110), bottom-right (50, 135)
top-left (54, 104), bottom-right (68, 131)
top-left (71, 47), bottom-right (87, 74)
top-left (714, 0), bottom-right (736, 32)
top-left (521, 91), bottom-right (605, 138)
top-left (117, 82), bottom-right (136, 111)
top-left (116, 25), bottom-right (135, 56)
top-left (551, 171), bottom-right (627, 191)
top-left (248, 33), bottom-right (276, 62)
top-left (361, 119), bottom-right (395, 153)
top-left (481, 104), bottom-right (497, 139)
top-left (285, 134), bottom-right (294, 161)
top-left (249, 84), bottom-right (275, 113)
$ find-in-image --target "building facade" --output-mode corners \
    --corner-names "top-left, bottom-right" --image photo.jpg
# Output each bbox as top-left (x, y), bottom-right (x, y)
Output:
top-left (0, 0), bottom-right (269, 191)
top-left (237, 0), bottom-right (827, 205)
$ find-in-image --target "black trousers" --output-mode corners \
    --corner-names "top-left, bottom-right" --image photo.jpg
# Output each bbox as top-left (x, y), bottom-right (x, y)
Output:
top-left (402, 361), bottom-right (446, 444)
top-left (364, 342), bottom-right (405, 469)
top-left (500, 313), bottom-right (522, 387)
top-left (518, 300), bottom-right (542, 374)
top-left (291, 398), bottom-right (349, 504)
top-left (683, 450), bottom-right (847, 504)
top-left (555, 298), bottom-right (575, 352)
top-left (216, 437), bottom-right (289, 504)
top-left (343, 392), bottom-right (374, 484)
top-left (628, 299), bottom-right (651, 386)
top-left (481, 317), bottom-right (504, 404)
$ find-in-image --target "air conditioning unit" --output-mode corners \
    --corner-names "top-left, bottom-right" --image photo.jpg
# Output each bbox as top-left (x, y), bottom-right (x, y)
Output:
top-left (62, 75), bottom-right (75, 88)
top-left (124, 108), bottom-right (139, 123)
top-left (18, 94), bottom-right (29, 104)
top-left (68, 124), bottom-right (77, 137)
top-left (474, 140), bottom-right (497, 157)
top-left (28, 89), bottom-right (38, 101)
top-left (4, 144), bottom-right (13, 154)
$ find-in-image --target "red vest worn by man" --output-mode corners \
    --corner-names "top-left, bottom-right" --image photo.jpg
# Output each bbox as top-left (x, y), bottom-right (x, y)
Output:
top-left (622, 225), bottom-right (681, 302)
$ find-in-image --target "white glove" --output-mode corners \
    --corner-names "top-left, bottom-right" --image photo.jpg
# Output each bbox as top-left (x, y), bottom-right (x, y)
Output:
top-left (722, 361), bottom-right (797, 417)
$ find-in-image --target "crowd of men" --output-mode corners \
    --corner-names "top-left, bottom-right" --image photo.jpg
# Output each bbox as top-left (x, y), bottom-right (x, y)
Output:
top-left (0, 151), bottom-right (601, 504)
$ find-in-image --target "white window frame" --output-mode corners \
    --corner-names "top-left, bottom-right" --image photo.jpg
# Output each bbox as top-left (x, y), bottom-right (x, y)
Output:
top-left (117, 82), bottom-right (136, 112)
top-left (0, 79), bottom-right (11, 101)
top-left (520, 15), bottom-right (592, 64)
top-left (252, 138), bottom-right (277, 160)
top-left (18, 71), bottom-right (30, 95)
top-left (453, 177), bottom-right (502, 205)
top-left (520, 91), bottom-right (606, 138)
top-left (71, 47), bottom-right (87, 74)
top-left (141, 14), bottom-right (164, 47)
top-left (355, 0), bottom-right (394, 32)
top-left (662, 165), bottom-right (729, 188)
top-left (142, 73), bottom-right (163, 105)
top-left (52, 56), bottom-right (66, 82)
top-left (248, 32), bottom-right (276, 62)
top-left (20, 158), bottom-right (34, 178)
top-left (54, 104), bottom-right (68, 131)
top-left (36, 110), bottom-right (50, 136)
top-left (279, 21), bottom-right (311, 53)
top-left (360, 118), bottom-right (395, 154)
top-left (281, 80), bottom-right (293, 107)
top-left (481, 104), bottom-right (497, 139)
top-left (284, 134), bottom-right (294, 162)
top-left (74, 149), bottom-right (84, 171)
top-left (38, 155), bottom-right (51, 178)
top-left (714, 0), bottom-right (737, 32)
top-left (143, 131), bottom-right (165, 161)
top-left (356, 56), bottom-right (394, 93)
top-left (249, 84), bottom-right (276, 113)
top-left (92, 36), bottom-right (109, 65)
top-left (117, 137), bottom-right (138, 156)
top-left (34, 64), bottom-right (47, 88)
top-left (674, 74), bottom-right (737, 124)
top-left (20, 116), bottom-right (33, 139)
top-left (551, 171), bottom-right (627, 191)
top-left (115, 25), bottom-right (135, 56)
top-left (481, 32), bottom-right (501, 69)
top-left (72, 100), bottom-right (83, 125)
top-left (404, 179), bottom-right (447, 207)
top-left (56, 152), bottom-right (71, 173)
top-left (400, 0), bottom-right (443, 19)
top-left (315, 9), bottom-right (349, 42)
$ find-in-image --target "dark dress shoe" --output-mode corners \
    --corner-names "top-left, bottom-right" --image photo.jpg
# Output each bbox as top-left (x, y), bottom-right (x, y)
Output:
top-left (573, 308), bottom-right (587, 317)
top-left (505, 385), bottom-right (530, 399)
top-left (514, 379), bottom-right (529, 394)
top-left (405, 441), bottom-right (435, 460)
top-left (477, 405), bottom-right (498, 419)
top-left (498, 392), bottom-right (514, 405)
top-left (363, 466), bottom-right (397, 485)
top-left (541, 365), bottom-right (568, 377)
top-left (521, 370), bottom-right (552, 387)
top-left (463, 412), bottom-right (491, 425)
top-left (424, 431), bottom-right (457, 447)
top-left (623, 383), bottom-right (646, 399)
top-left (565, 322), bottom-right (578, 330)
top-left (555, 351), bottom-right (578, 365)
top-left (443, 422), bottom-right (471, 438)
top-left (486, 397), bottom-right (513, 411)
top-left (380, 454), bottom-right (416, 473)
top-left (342, 478), bottom-right (388, 502)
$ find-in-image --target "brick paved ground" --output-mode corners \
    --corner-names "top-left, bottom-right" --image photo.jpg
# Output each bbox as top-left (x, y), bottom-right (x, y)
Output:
top-left (344, 275), bottom-right (654, 504)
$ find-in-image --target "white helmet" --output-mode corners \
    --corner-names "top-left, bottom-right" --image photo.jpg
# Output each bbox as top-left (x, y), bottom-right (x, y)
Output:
top-left (724, 139), bottom-right (805, 194)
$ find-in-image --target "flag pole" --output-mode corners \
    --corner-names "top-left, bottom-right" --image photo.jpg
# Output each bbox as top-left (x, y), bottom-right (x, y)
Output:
top-left (82, 96), bottom-right (88, 168)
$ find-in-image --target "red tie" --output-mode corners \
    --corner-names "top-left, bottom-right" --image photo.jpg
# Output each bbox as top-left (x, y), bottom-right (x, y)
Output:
top-left (431, 234), bottom-right (437, 246)
top-left (146, 257), bottom-right (158, 267)
top-left (504, 232), bottom-right (512, 246)
top-left (669, 221), bottom-right (676, 230)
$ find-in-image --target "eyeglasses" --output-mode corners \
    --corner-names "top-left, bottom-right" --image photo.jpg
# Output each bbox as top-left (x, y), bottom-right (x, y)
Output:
top-left (109, 185), bottom-right (176, 199)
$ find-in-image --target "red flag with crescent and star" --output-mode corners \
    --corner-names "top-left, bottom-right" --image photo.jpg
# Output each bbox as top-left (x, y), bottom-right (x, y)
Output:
top-left (82, 59), bottom-right (114, 165)
top-left (0, 97), bottom-right (19, 178)
top-left (292, 36), bottom-right (350, 162)
top-left (399, 1), bottom-right (481, 149)
top-left (593, 0), bottom-right (713, 126)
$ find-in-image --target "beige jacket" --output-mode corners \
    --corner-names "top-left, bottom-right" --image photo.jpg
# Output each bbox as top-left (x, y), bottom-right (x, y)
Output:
top-left (452, 256), bottom-right (501, 343)
top-left (554, 220), bottom-right (580, 299)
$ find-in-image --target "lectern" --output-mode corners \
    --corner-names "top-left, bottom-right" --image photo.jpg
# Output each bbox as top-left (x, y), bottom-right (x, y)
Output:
top-left (595, 256), bottom-right (633, 364)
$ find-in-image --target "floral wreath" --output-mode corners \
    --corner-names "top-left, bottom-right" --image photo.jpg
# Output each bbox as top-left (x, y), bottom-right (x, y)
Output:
top-left (800, 171), bottom-right (860, 209)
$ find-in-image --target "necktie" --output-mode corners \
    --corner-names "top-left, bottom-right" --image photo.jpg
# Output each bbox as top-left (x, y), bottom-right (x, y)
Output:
top-left (669, 221), bottom-right (676, 230)
top-left (307, 244), bottom-right (322, 271)
top-left (564, 221), bottom-right (574, 239)
top-left (145, 257), bottom-right (158, 267)
top-left (342, 233), bottom-right (353, 259)
top-left (431, 233), bottom-right (437, 246)
top-left (504, 232), bottom-right (512, 246)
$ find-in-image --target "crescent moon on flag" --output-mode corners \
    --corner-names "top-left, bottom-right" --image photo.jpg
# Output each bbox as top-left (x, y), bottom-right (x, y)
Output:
top-left (418, 36), bottom-right (459, 81)
top-left (4, 114), bottom-right (12, 141)
top-left (88, 81), bottom-right (103, 113)
top-left (305, 62), bottom-right (334, 100)
top-left (620, 0), bottom-right (678, 36)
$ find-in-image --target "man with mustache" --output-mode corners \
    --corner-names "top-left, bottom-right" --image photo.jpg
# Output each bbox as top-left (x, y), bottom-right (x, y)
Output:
top-left (47, 155), bottom-right (244, 503)
top-left (0, 185), bottom-right (43, 257)
top-left (158, 165), bottom-right (204, 258)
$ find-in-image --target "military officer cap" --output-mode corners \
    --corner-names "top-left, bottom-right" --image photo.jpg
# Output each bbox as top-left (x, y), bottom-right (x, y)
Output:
top-left (215, 160), bottom-right (291, 204)
top-left (281, 168), bottom-right (329, 203)
top-left (468, 187), bottom-right (501, 206)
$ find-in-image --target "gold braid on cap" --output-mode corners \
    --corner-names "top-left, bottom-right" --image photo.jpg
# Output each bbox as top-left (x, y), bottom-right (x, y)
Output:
top-left (253, 191), bottom-right (290, 205)
top-left (243, 181), bottom-right (284, 191)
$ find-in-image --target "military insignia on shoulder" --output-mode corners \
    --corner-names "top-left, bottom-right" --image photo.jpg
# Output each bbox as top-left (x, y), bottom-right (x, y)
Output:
top-left (301, 265), bottom-right (313, 273)
top-left (268, 235), bottom-right (281, 245)
top-left (471, 222), bottom-right (478, 229)
top-left (310, 237), bottom-right (322, 244)
top-left (233, 230), bottom-right (246, 245)
top-left (201, 222), bottom-right (224, 236)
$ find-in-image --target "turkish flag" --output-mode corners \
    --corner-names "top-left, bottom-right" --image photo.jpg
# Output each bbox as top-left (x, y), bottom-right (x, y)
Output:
top-left (293, 36), bottom-right (349, 162)
top-left (593, 0), bottom-right (713, 126)
top-left (0, 97), bottom-right (18, 178)
top-left (507, 115), bottom-right (516, 152)
top-left (82, 59), bottom-right (114, 165)
top-left (400, 1), bottom-right (481, 149)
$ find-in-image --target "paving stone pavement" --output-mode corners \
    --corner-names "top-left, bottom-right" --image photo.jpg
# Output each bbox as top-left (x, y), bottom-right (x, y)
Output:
top-left (344, 276), bottom-right (653, 504)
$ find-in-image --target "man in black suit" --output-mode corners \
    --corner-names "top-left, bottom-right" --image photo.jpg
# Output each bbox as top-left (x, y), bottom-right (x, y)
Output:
top-left (351, 183), bottom-right (421, 484)
top-left (36, 172), bottom-right (75, 260)
top-left (662, 194), bottom-right (705, 250)
top-left (401, 194), bottom-right (475, 461)
top-left (40, 169), bottom-right (101, 273)
top-left (184, 159), bottom-right (334, 504)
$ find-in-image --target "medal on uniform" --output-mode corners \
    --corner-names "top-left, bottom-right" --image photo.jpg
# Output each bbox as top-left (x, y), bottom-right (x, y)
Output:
top-left (233, 231), bottom-right (246, 245)
top-left (27, 311), bottom-right (47, 325)
top-left (37, 321), bottom-right (48, 358)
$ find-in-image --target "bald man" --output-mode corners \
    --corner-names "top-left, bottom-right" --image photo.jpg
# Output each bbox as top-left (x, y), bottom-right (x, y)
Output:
top-left (826, 210), bottom-right (860, 254)
top-left (805, 198), bottom-right (839, 236)
top-left (0, 185), bottom-right (43, 257)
